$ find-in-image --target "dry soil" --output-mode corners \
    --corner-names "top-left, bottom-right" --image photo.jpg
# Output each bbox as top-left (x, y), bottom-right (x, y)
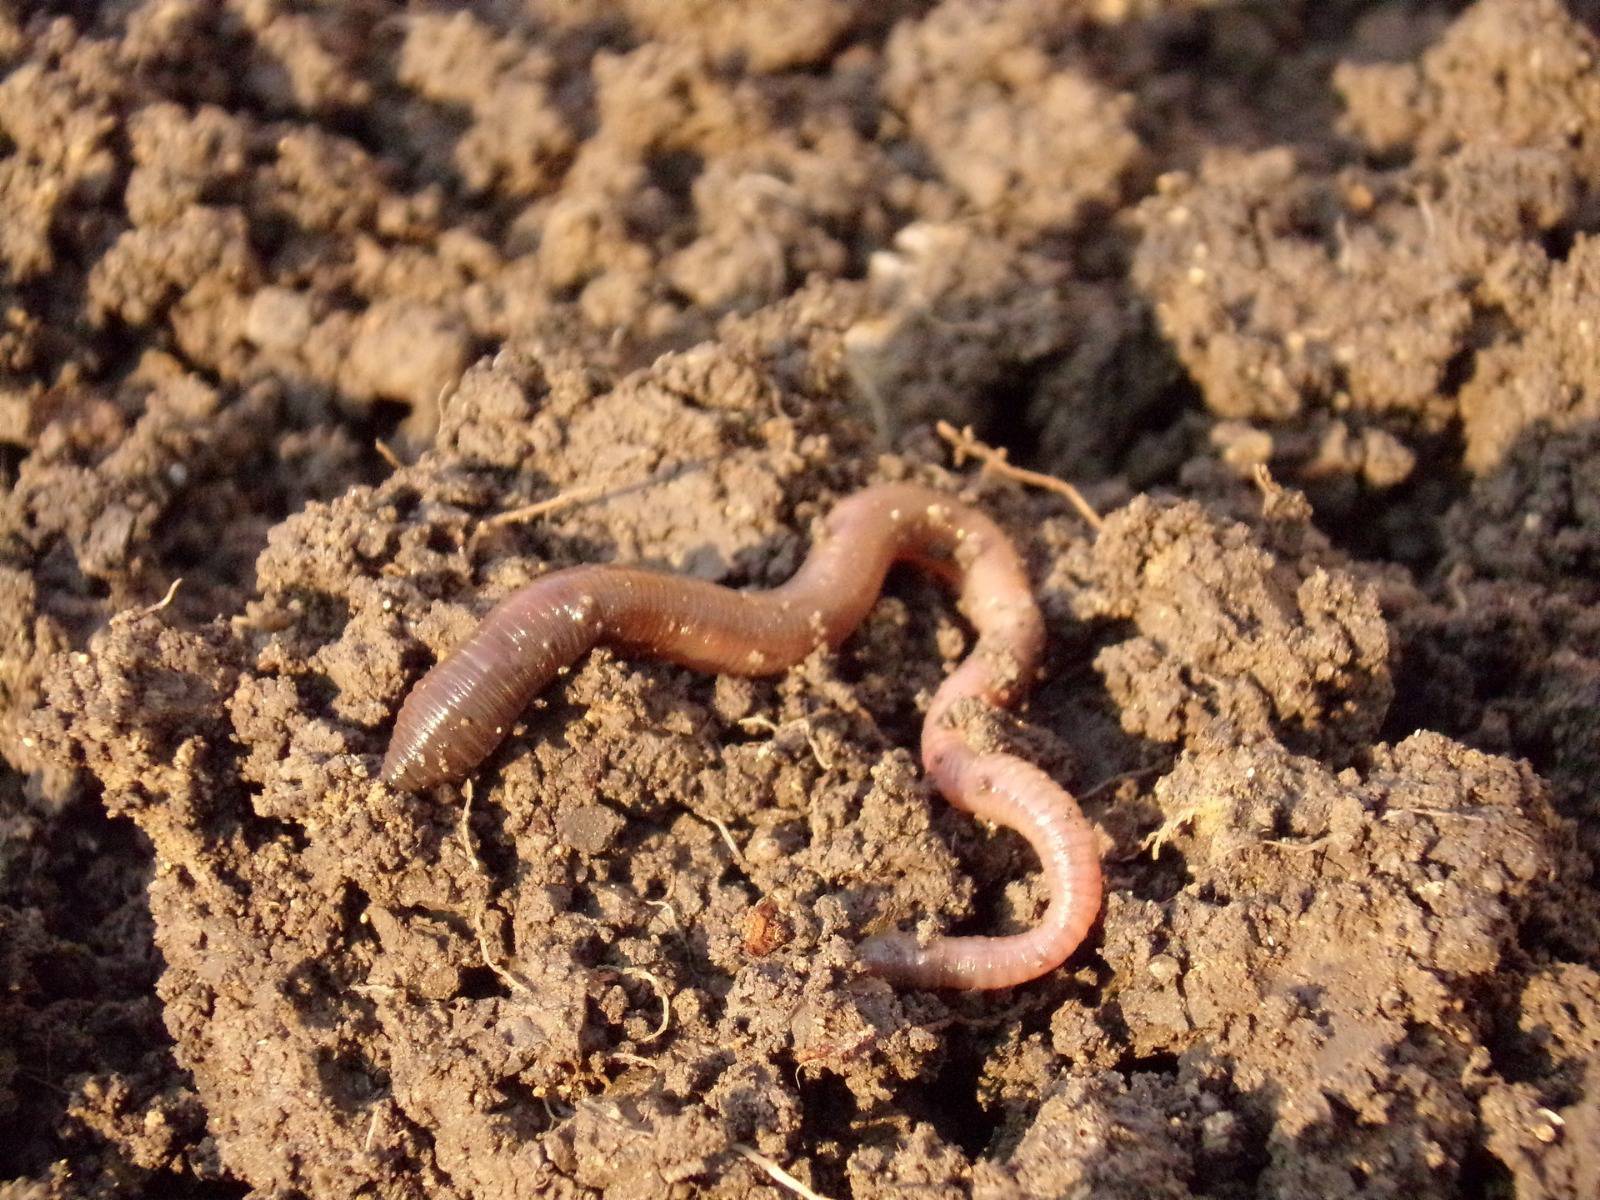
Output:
top-left (3, 2), bottom-right (1600, 1198)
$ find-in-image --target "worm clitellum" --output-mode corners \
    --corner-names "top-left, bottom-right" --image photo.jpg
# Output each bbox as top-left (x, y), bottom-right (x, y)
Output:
top-left (382, 483), bottom-right (1102, 989)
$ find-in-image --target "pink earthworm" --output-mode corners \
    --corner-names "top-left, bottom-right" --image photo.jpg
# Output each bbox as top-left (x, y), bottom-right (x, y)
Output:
top-left (382, 483), bottom-right (1102, 989)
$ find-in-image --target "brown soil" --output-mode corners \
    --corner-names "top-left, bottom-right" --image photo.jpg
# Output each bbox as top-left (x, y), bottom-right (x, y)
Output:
top-left (4, 2), bottom-right (1599, 1197)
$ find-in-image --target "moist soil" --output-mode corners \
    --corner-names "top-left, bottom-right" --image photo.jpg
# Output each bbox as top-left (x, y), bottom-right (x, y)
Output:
top-left (3, 2), bottom-right (1600, 1197)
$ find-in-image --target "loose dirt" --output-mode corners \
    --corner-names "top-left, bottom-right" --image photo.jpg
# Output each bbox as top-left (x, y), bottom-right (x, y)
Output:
top-left (4, 2), bottom-right (1599, 1197)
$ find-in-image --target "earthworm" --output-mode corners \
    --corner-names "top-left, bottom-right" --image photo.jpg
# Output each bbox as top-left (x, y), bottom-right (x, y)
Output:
top-left (382, 483), bottom-right (1102, 989)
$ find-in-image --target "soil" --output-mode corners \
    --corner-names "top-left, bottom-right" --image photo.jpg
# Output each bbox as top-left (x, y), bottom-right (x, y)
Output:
top-left (3, 1), bottom-right (1600, 1197)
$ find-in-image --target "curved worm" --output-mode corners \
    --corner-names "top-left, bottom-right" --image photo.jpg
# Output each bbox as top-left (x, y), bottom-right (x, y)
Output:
top-left (382, 483), bottom-right (1101, 989)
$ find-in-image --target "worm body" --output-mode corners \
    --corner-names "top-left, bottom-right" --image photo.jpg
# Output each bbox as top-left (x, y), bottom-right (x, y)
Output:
top-left (382, 483), bottom-right (1102, 989)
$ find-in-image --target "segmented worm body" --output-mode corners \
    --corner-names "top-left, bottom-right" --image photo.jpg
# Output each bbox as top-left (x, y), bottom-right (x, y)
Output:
top-left (382, 483), bottom-right (1101, 989)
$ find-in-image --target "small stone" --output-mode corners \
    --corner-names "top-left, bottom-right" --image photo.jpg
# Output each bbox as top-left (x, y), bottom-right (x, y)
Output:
top-left (1147, 954), bottom-right (1181, 984)
top-left (555, 802), bottom-right (626, 855)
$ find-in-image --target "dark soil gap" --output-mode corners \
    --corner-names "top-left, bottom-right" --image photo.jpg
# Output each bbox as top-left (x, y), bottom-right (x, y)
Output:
top-left (921, 1039), bottom-right (999, 1157)
top-left (1310, 427), bottom-right (1469, 571)
top-left (980, 363), bottom-right (1050, 471)
top-left (1118, 1049), bottom-right (1181, 1078)
top-left (1457, 1139), bottom-right (1515, 1200)
top-left (1540, 224), bottom-right (1578, 264)
top-left (457, 964), bottom-right (512, 1000)
top-left (792, 1068), bottom-right (859, 1199)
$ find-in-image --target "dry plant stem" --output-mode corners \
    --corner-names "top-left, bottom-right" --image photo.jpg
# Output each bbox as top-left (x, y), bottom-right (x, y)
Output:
top-left (483, 480), bottom-right (613, 527)
top-left (373, 439), bottom-right (404, 471)
top-left (137, 577), bottom-right (183, 616)
top-left (382, 483), bottom-right (1102, 990)
top-left (730, 1144), bottom-right (833, 1200)
top-left (935, 420), bottom-right (1104, 530)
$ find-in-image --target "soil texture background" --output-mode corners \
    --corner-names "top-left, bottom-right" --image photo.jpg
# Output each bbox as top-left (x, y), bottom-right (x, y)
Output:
top-left (3, 1), bottom-right (1600, 1197)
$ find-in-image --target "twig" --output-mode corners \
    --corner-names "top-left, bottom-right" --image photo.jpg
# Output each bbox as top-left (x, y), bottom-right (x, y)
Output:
top-left (730, 1144), bottom-right (833, 1200)
top-left (435, 379), bottom-right (454, 430)
top-left (936, 420), bottom-right (1103, 530)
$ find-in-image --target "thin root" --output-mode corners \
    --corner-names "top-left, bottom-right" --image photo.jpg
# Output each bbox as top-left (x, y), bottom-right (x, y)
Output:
top-left (1260, 837), bottom-right (1329, 852)
top-left (936, 420), bottom-right (1103, 530)
top-left (738, 714), bottom-right (835, 770)
top-left (137, 577), bottom-right (183, 616)
top-left (459, 783), bottom-right (535, 995)
top-left (703, 815), bottom-right (748, 868)
top-left (1141, 805), bottom-right (1198, 860)
top-left (730, 1144), bottom-right (833, 1200)
top-left (1079, 763), bottom-right (1163, 803)
top-left (1383, 805), bottom-right (1488, 822)
top-left (484, 481), bottom-right (614, 528)
top-left (459, 780), bottom-right (481, 873)
top-left (374, 439), bottom-right (404, 471)
top-left (644, 898), bottom-right (679, 927)
top-left (474, 914), bottom-right (533, 996)
top-left (620, 966), bottom-right (672, 1043)
top-left (1250, 462), bottom-right (1282, 498)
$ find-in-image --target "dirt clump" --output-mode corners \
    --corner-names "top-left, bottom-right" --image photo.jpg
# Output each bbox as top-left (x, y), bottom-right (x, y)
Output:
top-left (1057, 491), bottom-right (1391, 759)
